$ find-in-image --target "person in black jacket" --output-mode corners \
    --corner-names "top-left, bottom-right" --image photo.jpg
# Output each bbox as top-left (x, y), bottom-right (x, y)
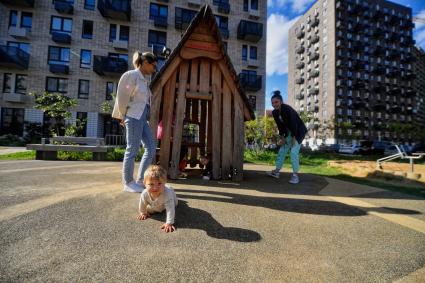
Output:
top-left (267, 91), bottom-right (307, 184)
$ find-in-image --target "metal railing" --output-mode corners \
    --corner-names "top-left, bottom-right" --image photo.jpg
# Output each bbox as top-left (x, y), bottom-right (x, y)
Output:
top-left (105, 134), bottom-right (126, 146)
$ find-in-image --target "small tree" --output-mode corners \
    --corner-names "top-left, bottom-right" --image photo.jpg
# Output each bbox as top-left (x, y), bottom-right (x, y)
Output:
top-left (262, 115), bottom-right (279, 145)
top-left (31, 92), bottom-right (77, 136)
top-left (245, 117), bottom-right (263, 148)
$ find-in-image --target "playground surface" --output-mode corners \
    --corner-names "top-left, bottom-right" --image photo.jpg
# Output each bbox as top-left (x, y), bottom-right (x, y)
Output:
top-left (1, 160), bottom-right (425, 282)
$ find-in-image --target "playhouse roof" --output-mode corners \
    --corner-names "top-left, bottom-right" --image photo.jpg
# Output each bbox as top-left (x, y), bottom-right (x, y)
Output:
top-left (150, 4), bottom-right (256, 121)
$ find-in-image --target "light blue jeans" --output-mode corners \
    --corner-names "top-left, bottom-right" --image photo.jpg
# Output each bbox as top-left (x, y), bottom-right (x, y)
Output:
top-left (123, 107), bottom-right (156, 184)
top-left (275, 134), bottom-right (301, 173)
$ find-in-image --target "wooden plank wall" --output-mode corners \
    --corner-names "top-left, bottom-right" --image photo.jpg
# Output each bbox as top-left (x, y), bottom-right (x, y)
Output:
top-left (188, 59), bottom-right (199, 167)
top-left (211, 63), bottom-right (222, 179)
top-left (221, 80), bottom-right (233, 179)
top-left (232, 93), bottom-right (244, 181)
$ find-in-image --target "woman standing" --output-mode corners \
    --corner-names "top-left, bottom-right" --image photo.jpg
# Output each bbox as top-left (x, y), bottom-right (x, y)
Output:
top-left (112, 51), bottom-right (158, 193)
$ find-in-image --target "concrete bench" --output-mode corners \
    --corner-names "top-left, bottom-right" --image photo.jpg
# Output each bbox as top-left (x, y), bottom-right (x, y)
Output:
top-left (26, 136), bottom-right (113, 161)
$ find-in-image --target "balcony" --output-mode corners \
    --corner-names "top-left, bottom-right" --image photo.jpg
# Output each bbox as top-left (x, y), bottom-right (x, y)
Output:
top-left (237, 20), bottom-right (263, 42)
top-left (8, 27), bottom-right (30, 39)
top-left (296, 94), bottom-right (304, 100)
top-left (310, 35), bottom-right (319, 44)
top-left (309, 70), bottom-right (319, 78)
top-left (0, 0), bottom-right (34, 7)
top-left (97, 0), bottom-right (131, 21)
top-left (295, 78), bottom-right (304, 85)
top-left (353, 80), bottom-right (365, 89)
top-left (373, 28), bottom-right (384, 38)
top-left (390, 87), bottom-right (401, 95)
top-left (112, 40), bottom-right (128, 50)
top-left (373, 85), bottom-right (385, 93)
top-left (188, 0), bottom-right (201, 5)
top-left (308, 87), bottom-right (319, 96)
top-left (313, 105), bottom-right (319, 112)
top-left (246, 58), bottom-right (259, 68)
top-left (296, 46), bottom-right (305, 54)
top-left (402, 21), bottom-right (415, 30)
top-left (372, 66), bottom-right (385, 75)
top-left (3, 92), bottom-right (27, 103)
top-left (213, 1), bottom-right (230, 14)
top-left (238, 73), bottom-right (262, 91)
top-left (152, 16), bottom-right (168, 28)
top-left (353, 60), bottom-right (364, 70)
top-left (373, 104), bottom-right (385, 111)
top-left (49, 63), bottom-right (69, 74)
top-left (404, 72), bottom-right (416, 80)
top-left (93, 55), bottom-right (128, 77)
top-left (311, 17), bottom-right (319, 27)
top-left (308, 52), bottom-right (319, 62)
top-left (51, 31), bottom-right (71, 44)
top-left (248, 8), bottom-right (260, 19)
top-left (405, 89), bottom-right (416, 97)
top-left (54, 0), bottom-right (74, 14)
top-left (0, 45), bottom-right (29, 69)
top-left (296, 30), bottom-right (304, 39)
top-left (219, 27), bottom-right (229, 40)
top-left (296, 62), bottom-right (304, 69)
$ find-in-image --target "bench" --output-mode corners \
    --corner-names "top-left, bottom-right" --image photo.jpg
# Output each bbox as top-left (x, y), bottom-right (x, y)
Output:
top-left (27, 136), bottom-right (113, 161)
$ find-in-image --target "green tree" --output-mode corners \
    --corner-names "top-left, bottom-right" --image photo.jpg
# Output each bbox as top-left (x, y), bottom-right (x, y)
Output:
top-left (31, 92), bottom-right (77, 136)
top-left (262, 115), bottom-right (279, 145)
top-left (245, 117), bottom-right (263, 146)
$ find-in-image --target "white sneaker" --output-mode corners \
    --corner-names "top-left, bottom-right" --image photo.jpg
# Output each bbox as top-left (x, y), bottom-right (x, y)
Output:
top-left (289, 174), bottom-right (299, 184)
top-left (123, 181), bottom-right (143, 193)
top-left (267, 170), bottom-right (280, 179)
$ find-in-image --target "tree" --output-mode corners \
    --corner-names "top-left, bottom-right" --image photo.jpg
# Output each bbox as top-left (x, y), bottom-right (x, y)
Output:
top-left (31, 92), bottom-right (77, 136)
top-left (245, 117), bottom-right (263, 147)
top-left (262, 115), bottom-right (279, 145)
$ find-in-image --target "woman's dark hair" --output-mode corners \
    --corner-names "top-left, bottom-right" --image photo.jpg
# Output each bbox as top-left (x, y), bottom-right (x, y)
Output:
top-left (133, 51), bottom-right (158, 68)
top-left (271, 90), bottom-right (283, 101)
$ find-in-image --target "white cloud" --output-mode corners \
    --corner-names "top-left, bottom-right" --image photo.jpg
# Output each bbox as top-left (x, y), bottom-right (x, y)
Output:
top-left (414, 9), bottom-right (425, 30)
top-left (266, 14), bottom-right (300, 76)
top-left (267, 0), bottom-right (315, 13)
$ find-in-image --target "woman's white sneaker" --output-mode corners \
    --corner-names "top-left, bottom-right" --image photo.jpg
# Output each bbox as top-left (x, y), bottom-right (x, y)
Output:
top-left (123, 181), bottom-right (143, 193)
top-left (289, 174), bottom-right (299, 184)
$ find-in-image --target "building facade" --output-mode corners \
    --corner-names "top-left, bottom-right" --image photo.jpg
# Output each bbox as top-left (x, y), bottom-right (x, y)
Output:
top-left (288, 0), bottom-right (416, 145)
top-left (0, 0), bottom-right (266, 140)
top-left (413, 46), bottom-right (425, 128)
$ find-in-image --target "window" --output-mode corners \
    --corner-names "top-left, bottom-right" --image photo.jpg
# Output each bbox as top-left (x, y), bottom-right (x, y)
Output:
top-left (106, 82), bottom-right (114, 100)
top-left (150, 3), bottom-right (168, 20)
top-left (250, 46), bottom-right (257, 60)
top-left (82, 20), bottom-right (93, 39)
top-left (21, 12), bottom-right (32, 31)
top-left (84, 0), bottom-right (95, 10)
top-left (78, 80), bottom-right (89, 99)
top-left (215, 15), bottom-right (228, 30)
top-left (15, 74), bottom-right (27, 94)
top-left (242, 45), bottom-right (248, 61)
top-left (243, 0), bottom-right (248, 11)
top-left (80, 49), bottom-right (91, 68)
top-left (3, 74), bottom-right (11, 93)
top-left (108, 53), bottom-right (128, 62)
top-left (1, 108), bottom-right (24, 136)
top-left (46, 77), bottom-right (68, 93)
top-left (51, 16), bottom-right (72, 33)
top-left (9, 10), bottom-right (17, 27)
top-left (148, 30), bottom-right (166, 47)
top-left (251, 0), bottom-right (258, 10)
top-left (48, 46), bottom-right (70, 65)
top-left (7, 41), bottom-right (30, 54)
top-left (109, 24), bottom-right (129, 42)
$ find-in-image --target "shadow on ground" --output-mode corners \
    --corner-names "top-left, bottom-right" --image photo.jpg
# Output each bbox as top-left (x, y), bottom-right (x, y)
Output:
top-left (150, 200), bottom-right (262, 242)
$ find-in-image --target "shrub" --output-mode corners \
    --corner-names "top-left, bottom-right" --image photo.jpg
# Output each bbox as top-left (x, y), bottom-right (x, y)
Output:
top-left (0, 134), bottom-right (25, 146)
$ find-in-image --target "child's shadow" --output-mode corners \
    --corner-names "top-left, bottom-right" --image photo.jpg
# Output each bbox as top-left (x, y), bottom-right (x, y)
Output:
top-left (151, 200), bottom-right (261, 242)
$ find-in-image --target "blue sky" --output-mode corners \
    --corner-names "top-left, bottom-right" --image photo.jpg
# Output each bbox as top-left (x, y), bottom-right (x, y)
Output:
top-left (265, 0), bottom-right (425, 110)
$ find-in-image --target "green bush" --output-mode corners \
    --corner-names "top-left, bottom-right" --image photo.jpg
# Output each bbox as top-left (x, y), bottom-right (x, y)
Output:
top-left (0, 134), bottom-right (26, 146)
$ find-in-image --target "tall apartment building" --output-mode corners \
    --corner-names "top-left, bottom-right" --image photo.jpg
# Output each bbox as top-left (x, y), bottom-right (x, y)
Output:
top-left (288, 0), bottom-right (416, 145)
top-left (0, 0), bottom-right (266, 139)
top-left (413, 46), bottom-right (425, 127)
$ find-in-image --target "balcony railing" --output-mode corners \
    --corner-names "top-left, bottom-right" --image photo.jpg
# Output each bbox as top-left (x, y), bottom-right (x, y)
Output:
top-left (308, 87), bottom-right (319, 96)
top-left (152, 16), bottom-right (168, 28)
top-left (296, 30), bottom-right (304, 39)
top-left (237, 20), bottom-right (263, 42)
top-left (3, 93), bottom-right (27, 103)
top-left (49, 63), bottom-right (69, 74)
top-left (0, 45), bottom-right (29, 69)
top-left (97, 0), bottom-right (131, 21)
top-left (296, 46), bottom-right (305, 54)
top-left (238, 73), bottom-right (262, 91)
top-left (296, 62), bottom-right (304, 69)
top-left (0, 0), bottom-right (34, 7)
top-left (295, 77), bottom-right (304, 85)
top-left (93, 55), bottom-right (128, 77)
top-left (51, 31), bottom-right (71, 44)
top-left (54, 0), bottom-right (74, 14)
top-left (8, 26), bottom-right (30, 39)
top-left (310, 35), bottom-right (319, 44)
top-left (296, 94), bottom-right (304, 100)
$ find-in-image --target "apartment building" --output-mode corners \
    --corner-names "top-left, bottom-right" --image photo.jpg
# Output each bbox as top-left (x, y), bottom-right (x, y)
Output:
top-left (413, 46), bottom-right (425, 127)
top-left (0, 0), bottom-right (266, 139)
top-left (288, 0), bottom-right (416, 145)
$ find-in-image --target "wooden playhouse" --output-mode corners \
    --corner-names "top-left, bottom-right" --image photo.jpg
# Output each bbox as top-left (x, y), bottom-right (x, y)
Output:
top-left (149, 5), bottom-right (255, 181)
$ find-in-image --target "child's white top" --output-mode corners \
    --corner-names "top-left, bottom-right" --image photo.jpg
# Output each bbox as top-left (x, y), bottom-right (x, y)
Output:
top-left (139, 185), bottom-right (177, 224)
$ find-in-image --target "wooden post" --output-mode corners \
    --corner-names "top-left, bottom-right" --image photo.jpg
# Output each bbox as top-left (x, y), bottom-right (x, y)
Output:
top-left (189, 59), bottom-right (199, 167)
top-left (211, 63), bottom-right (222, 179)
top-left (149, 86), bottom-right (163, 161)
top-left (170, 61), bottom-right (189, 179)
top-left (159, 71), bottom-right (177, 172)
top-left (199, 100), bottom-right (207, 156)
top-left (233, 94), bottom-right (244, 181)
top-left (221, 80), bottom-right (232, 179)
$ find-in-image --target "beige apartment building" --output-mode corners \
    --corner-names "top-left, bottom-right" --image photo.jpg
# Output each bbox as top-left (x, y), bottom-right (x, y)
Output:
top-left (0, 0), bottom-right (266, 140)
top-left (288, 0), bottom-right (416, 145)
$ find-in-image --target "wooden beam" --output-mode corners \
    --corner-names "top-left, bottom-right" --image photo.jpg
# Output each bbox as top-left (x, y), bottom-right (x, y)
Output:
top-left (211, 63), bottom-right (222, 180)
top-left (221, 80), bottom-right (232, 180)
top-left (159, 70), bottom-right (177, 172)
top-left (152, 56), bottom-right (182, 95)
top-left (149, 83), bottom-right (163, 146)
top-left (199, 100), bottom-right (207, 157)
top-left (232, 93), bottom-right (244, 181)
top-left (180, 47), bottom-right (222, 61)
top-left (189, 33), bottom-right (216, 43)
top-left (186, 91), bottom-right (212, 100)
top-left (169, 61), bottom-right (189, 179)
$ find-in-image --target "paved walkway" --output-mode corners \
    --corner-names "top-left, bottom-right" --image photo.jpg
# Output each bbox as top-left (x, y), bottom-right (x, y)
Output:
top-left (0, 161), bottom-right (424, 282)
top-left (0, 146), bottom-right (29, 155)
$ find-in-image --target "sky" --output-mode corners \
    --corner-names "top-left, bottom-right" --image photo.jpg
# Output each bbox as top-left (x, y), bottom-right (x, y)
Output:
top-left (265, 0), bottom-right (425, 110)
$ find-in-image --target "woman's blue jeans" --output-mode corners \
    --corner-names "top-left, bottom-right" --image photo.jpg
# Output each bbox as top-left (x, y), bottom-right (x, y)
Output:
top-left (275, 134), bottom-right (301, 173)
top-left (123, 107), bottom-right (156, 184)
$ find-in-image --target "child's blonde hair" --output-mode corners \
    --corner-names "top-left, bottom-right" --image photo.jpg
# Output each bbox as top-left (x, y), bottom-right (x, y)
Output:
top-left (144, 165), bottom-right (167, 181)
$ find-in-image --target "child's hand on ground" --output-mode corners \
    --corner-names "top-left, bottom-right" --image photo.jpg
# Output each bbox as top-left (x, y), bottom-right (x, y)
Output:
top-left (161, 223), bottom-right (176, 233)
top-left (137, 213), bottom-right (150, 220)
